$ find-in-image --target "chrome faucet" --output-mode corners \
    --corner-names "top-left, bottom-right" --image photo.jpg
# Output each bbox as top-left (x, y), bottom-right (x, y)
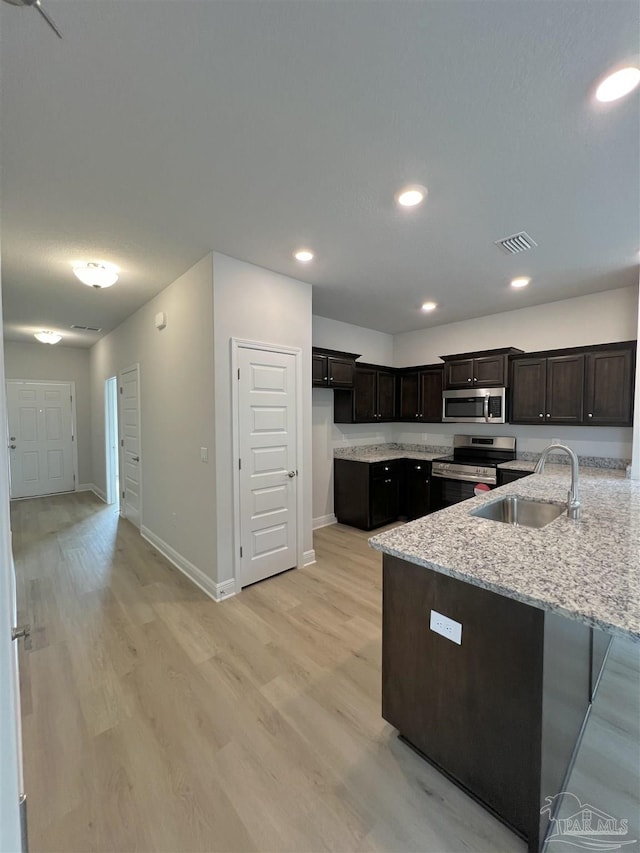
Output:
top-left (534, 443), bottom-right (581, 519)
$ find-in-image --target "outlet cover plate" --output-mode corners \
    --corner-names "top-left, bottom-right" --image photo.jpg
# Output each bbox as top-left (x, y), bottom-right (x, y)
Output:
top-left (430, 609), bottom-right (462, 645)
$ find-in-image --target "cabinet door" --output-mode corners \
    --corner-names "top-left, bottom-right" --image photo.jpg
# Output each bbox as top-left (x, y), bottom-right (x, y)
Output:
top-left (353, 368), bottom-right (377, 421)
top-left (546, 355), bottom-right (584, 423)
top-left (312, 353), bottom-right (327, 386)
top-left (445, 359), bottom-right (474, 388)
top-left (405, 462), bottom-right (431, 520)
top-left (377, 370), bottom-right (397, 420)
top-left (474, 355), bottom-right (506, 387)
top-left (584, 349), bottom-right (633, 425)
top-left (419, 369), bottom-right (443, 422)
top-left (398, 372), bottom-right (419, 420)
top-left (327, 356), bottom-right (355, 388)
top-left (370, 472), bottom-right (400, 527)
top-left (510, 359), bottom-right (547, 423)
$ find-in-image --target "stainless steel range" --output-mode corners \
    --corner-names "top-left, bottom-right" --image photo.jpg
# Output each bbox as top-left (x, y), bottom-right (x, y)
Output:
top-left (431, 435), bottom-right (516, 507)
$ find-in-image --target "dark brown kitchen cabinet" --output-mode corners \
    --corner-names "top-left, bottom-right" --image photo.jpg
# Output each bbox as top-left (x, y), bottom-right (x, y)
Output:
top-left (403, 460), bottom-right (432, 520)
top-left (312, 347), bottom-right (360, 388)
top-left (334, 363), bottom-right (397, 423)
top-left (334, 459), bottom-right (401, 530)
top-left (442, 348), bottom-right (522, 389)
top-left (584, 346), bottom-right (634, 425)
top-left (398, 366), bottom-right (443, 422)
top-left (511, 354), bottom-right (584, 424)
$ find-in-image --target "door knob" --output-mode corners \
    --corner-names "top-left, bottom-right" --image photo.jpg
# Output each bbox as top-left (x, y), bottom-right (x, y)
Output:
top-left (9, 436), bottom-right (15, 441)
top-left (9, 445), bottom-right (16, 450)
top-left (287, 470), bottom-right (296, 478)
top-left (12, 625), bottom-right (31, 648)
top-left (133, 456), bottom-right (140, 462)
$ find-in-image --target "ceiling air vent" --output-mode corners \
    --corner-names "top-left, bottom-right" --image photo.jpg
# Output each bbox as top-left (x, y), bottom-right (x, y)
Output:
top-left (494, 231), bottom-right (537, 255)
top-left (71, 324), bottom-right (102, 332)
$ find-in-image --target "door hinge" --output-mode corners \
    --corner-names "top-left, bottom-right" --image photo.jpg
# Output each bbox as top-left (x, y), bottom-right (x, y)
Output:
top-left (120, 387), bottom-right (123, 395)
top-left (237, 368), bottom-right (240, 380)
top-left (240, 546), bottom-right (243, 558)
top-left (70, 395), bottom-right (73, 403)
top-left (72, 435), bottom-right (75, 441)
top-left (73, 473), bottom-right (76, 482)
top-left (122, 490), bottom-right (125, 499)
top-left (238, 458), bottom-right (241, 470)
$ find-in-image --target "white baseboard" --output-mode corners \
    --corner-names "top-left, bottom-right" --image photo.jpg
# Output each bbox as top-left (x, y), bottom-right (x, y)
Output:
top-left (140, 525), bottom-right (237, 602)
top-left (303, 548), bottom-right (316, 566)
top-left (313, 513), bottom-right (337, 530)
top-left (77, 483), bottom-right (107, 503)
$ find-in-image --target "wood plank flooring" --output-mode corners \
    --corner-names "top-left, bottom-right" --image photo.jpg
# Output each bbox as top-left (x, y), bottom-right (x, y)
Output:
top-left (11, 492), bottom-right (638, 853)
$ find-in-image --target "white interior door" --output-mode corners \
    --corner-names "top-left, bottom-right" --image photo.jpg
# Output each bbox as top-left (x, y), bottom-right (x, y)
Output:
top-left (0, 352), bottom-right (26, 852)
top-left (119, 365), bottom-right (141, 528)
top-left (7, 381), bottom-right (74, 499)
top-left (238, 347), bottom-right (298, 587)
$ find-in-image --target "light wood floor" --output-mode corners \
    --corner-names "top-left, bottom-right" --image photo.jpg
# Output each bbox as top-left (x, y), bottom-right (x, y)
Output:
top-left (12, 492), bottom-right (638, 853)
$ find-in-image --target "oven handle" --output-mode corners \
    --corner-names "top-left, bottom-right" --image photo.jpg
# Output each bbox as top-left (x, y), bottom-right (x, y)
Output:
top-left (483, 393), bottom-right (490, 422)
top-left (432, 470), bottom-right (497, 485)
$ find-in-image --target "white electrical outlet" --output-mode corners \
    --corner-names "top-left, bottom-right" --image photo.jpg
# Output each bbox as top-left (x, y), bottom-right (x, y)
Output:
top-left (430, 610), bottom-right (462, 645)
top-left (200, 447), bottom-right (208, 462)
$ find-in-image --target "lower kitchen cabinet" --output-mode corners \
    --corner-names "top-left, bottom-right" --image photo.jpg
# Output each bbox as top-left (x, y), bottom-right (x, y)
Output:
top-left (334, 458), bottom-right (434, 530)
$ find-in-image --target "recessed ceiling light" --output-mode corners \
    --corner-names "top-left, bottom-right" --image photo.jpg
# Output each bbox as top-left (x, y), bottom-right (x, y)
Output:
top-left (511, 277), bottom-right (531, 289)
top-left (73, 262), bottom-right (118, 288)
top-left (595, 66), bottom-right (640, 103)
top-left (396, 185), bottom-right (427, 208)
top-left (294, 249), bottom-right (314, 262)
top-left (34, 331), bottom-right (62, 344)
top-left (421, 301), bottom-right (437, 312)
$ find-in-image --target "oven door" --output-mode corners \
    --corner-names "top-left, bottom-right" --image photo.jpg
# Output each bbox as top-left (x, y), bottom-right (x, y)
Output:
top-left (431, 476), bottom-right (496, 509)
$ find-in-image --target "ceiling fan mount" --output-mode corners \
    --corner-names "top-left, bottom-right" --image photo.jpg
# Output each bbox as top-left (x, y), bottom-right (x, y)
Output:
top-left (2, 0), bottom-right (62, 38)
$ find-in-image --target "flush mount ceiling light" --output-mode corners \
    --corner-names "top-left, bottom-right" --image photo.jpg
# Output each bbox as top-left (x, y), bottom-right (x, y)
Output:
top-left (72, 262), bottom-right (118, 288)
top-left (421, 301), bottom-right (437, 312)
top-left (595, 66), bottom-right (640, 102)
top-left (511, 277), bottom-right (531, 289)
top-left (294, 249), bottom-right (314, 262)
top-left (396, 185), bottom-right (427, 208)
top-left (34, 330), bottom-right (62, 344)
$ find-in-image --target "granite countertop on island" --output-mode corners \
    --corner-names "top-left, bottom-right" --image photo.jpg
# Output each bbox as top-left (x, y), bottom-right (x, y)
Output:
top-left (369, 466), bottom-right (640, 641)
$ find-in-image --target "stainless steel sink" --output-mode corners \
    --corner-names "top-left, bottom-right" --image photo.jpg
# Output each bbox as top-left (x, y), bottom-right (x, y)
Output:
top-left (470, 494), bottom-right (566, 528)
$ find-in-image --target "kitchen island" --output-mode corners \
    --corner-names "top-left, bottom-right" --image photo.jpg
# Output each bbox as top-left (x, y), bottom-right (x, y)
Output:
top-left (369, 467), bottom-right (639, 853)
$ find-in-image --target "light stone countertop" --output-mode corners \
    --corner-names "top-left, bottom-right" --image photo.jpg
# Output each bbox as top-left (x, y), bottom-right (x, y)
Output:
top-left (334, 444), bottom-right (448, 464)
top-left (369, 467), bottom-right (640, 641)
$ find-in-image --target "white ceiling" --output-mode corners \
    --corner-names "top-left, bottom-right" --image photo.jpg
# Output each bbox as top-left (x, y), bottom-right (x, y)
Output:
top-left (1, 0), bottom-right (638, 346)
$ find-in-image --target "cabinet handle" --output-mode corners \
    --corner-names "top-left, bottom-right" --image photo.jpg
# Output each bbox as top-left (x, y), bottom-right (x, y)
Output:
top-left (384, 479), bottom-right (391, 484)
top-left (415, 465), bottom-right (421, 470)
top-left (539, 413), bottom-right (544, 418)
top-left (546, 414), bottom-right (550, 418)
top-left (467, 378), bottom-right (472, 382)
top-left (384, 466), bottom-right (389, 471)
top-left (415, 413), bottom-right (419, 418)
top-left (473, 377), bottom-right (477, 382)
top-left (588, 413), bottom-right (593, 418)
top-left (324, 376), bottom-right (328, 381)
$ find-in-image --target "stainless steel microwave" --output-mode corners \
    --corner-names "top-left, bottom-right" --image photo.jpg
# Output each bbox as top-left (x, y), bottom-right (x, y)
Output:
top-left (442, 388), bottom-right (507, 423)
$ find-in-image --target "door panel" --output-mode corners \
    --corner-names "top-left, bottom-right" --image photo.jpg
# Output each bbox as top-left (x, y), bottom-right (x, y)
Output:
top-left (239, 348), bottom-right (298, 587)
top-left (353, 368), bottom-right (377, 421)
top-left (119, 366), bottom-right (142, 528)
top-left (510, 359), bottom-right (547, 423)
top-left (546, 355), bottom-right (584, 423)
top-left (377, 370), bottom-right (397, 420)
top-left (398, 372), bottom-right (419, 420)
top-left (419, 369), bottom-right (443, 422)
top-left (584, 349), bottom-right (633, 425)
top-left (7, 381), bottom-right (74, 498)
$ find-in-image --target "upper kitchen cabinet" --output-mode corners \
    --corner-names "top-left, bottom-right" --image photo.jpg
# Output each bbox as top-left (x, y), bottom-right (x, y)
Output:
top-left (441, 348), bottom-right (523, 389)
top-left (511, 354), bottom-right (584, 424)
top-left (398, 366), bottom-right (443, 422)
top-left (334, 363), bottom-right (397, 423)
top-left (510, 342), bottom-right (635, 426)
top-left (584, 344), bottom-right (635, 425)
top-left (312, 347), bottom-right (360, 389)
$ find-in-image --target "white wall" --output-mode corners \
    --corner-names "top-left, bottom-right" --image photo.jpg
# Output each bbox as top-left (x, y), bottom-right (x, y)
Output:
top-left (4, 341), bottom-right (92, 486)
top-left (90, 254), bottom-right (218, 583)
top-left (213, 252), bottom-right (313, 577)
top-left (632, 281), bottom-right (640, 478)
top-left (394, 286), bottom-right (638, 366)
top-left (312, 316), bottom-right (395, 524)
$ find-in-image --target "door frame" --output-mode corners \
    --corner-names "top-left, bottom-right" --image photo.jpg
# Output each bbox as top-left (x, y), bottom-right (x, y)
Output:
top-left (104, 376), bottom-right (119, 506)
top-left (230, 338), bottom-right (304, 592)
top-left (6, 379), bottom-right (78, 498)
top-left (118, 364), bottom-right (142, 527)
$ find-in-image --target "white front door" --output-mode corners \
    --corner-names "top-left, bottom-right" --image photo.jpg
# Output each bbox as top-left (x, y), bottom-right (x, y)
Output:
top-left (238, 347), bottom-right (298, 587)
top-left (7, 381), bottom-right (74, 498)
top-left (119, 365), bottom-right (142, 528)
